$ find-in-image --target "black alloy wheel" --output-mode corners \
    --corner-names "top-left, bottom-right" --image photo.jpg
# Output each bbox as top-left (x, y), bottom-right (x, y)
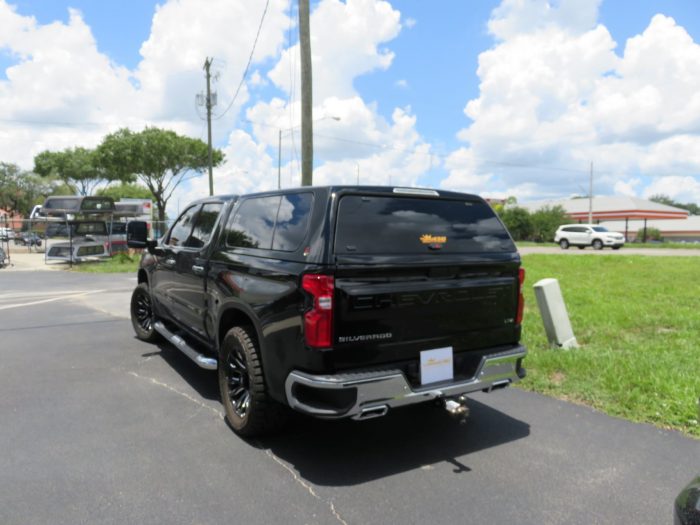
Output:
top-left (130, 283), bottom-right (160, 342)
top-left (218, 326), bottom-right (288, 437)
top-left (225, 345), bottom-right (251, 419)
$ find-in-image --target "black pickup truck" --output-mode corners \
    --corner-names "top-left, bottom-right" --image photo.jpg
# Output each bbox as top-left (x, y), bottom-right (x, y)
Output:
top-left (127, 186), bottom-right (526, 436)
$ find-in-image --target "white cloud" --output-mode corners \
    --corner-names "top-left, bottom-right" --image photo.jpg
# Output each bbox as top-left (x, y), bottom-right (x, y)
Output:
top-left (248, 0), bottom-right (431, 192)
top-left (404, 17), bottom-right (416, 29)
top-left (267, 0), bottom-right (401, 100)
top-left (488, 0), bottom-right (602, 40)
top-left (395, 79), bottom-right (408, 89)
top-left (642, 176), bottom-right (700, 203)
top-left (613, 178), bottom-right (641, 197)
top-left (443, 2), bottom-right (700, 204)
top-left (0, 0), bottom-right (290, 167)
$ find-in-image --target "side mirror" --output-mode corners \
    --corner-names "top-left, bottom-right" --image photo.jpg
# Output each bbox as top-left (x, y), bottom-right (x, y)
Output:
top-left (127, 221), bottom-right (149, 248)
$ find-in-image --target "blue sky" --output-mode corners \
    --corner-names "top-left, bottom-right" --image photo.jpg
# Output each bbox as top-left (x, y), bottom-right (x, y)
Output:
top-left (1, 0), bottom-right (700, 211)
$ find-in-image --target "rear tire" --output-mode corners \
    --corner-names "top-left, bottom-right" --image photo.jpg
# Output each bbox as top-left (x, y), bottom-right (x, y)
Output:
top-left (559, 239), bottom-right (570, 250)
top-left (592, 239), bottom-right (603, 250)
top-left (130, 283), bottom-right (160, 342)
top-left (218, 326), bottom-right (288, 437)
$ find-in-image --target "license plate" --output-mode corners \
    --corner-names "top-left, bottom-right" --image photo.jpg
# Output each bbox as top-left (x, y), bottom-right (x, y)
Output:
top-left (420, 347), bottom-right (454, 385)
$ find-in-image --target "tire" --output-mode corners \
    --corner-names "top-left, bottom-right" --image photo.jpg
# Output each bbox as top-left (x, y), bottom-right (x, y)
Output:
top-left (130, 283), bottom-right (160, 342)
top-left (592, 239), bottom-right (603, 250)
top-left (559, 239), bottom-right (569, 250)
top-left (218, 326), bottom-right (288, 437)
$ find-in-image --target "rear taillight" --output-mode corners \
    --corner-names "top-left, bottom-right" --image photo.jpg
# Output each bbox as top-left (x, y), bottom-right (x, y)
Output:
top-left (516, 267), bottom-right (525, 325)
top-left (302, 274), bottom-right (334, 348)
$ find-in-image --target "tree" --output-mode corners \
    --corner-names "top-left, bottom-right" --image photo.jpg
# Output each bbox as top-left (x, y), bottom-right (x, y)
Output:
top-left (97, 182), bottom-right (164, 220)
top-left (649, 194), bottom-right (699, 215)
top-left (0, 162), bottom-right (58, 215)
top-left (499, 206), bottom-right (533, 241)
top-left (530, 205), bottom-right (569, 243)
top-left (96, 182), bottom-right (154, 201)
top-left (34, 147), bottom-right (112, 196)
top-left (96, 127), bottom-right (224, 222)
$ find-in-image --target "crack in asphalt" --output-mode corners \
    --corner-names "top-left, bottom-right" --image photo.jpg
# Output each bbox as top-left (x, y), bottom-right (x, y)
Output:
top-left (127, 369), bottom-right (349, 525)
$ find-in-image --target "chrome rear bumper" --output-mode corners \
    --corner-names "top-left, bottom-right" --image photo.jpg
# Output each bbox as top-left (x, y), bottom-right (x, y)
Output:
top-left (285, 345), bottom-right (526, 420)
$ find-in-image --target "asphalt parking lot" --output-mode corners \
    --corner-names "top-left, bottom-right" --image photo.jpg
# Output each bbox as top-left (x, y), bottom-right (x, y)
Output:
top-left (1, 270), bottom-right (698, 525)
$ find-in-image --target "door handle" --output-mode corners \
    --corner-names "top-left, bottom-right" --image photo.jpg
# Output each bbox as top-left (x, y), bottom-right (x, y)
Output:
top-left (192, 264), bottom-right (205, 276)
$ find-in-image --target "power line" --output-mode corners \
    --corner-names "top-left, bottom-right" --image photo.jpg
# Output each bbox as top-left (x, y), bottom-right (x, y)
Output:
top-left (213, 0), bottom-right (270, 121)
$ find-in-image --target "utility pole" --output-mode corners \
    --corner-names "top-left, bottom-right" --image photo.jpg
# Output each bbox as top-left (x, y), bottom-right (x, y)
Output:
top-left (588, 161), bottom-right (593, 224)
top-left (299, 0), bottom-right (313, 186)
top-left (204, 57), bottom-right (214, 196)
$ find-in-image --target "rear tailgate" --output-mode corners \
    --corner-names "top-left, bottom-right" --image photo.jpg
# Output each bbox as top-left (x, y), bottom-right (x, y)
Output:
top-left (330, 191), bottom-right (522, 377)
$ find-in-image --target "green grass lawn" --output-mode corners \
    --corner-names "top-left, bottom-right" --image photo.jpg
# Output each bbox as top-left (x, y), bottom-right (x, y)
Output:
top-left (519, 254), bottom-right (699, 437)
top-left (71, 253), bottom-right (140, 273)
top-left (517, 241), bottom-right (700, 249)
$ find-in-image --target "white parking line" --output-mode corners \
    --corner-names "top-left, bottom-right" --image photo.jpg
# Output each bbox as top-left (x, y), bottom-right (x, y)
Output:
top-left (0, 290), bottom-right (100, 300)
top-left (0, 289), bottom-right (107, 311)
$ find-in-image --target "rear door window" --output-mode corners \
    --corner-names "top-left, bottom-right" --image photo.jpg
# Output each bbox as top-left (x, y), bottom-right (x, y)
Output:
top-left (226, 196), bottom-right (280, 249)
top-left (335, 195), bottom-right (514, 254)
top-left (226, 193), bottom-right (314, 252)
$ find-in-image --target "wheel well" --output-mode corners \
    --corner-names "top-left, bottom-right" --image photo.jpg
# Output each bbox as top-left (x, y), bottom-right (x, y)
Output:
top-left (219, 308), bottom-right (259, 349)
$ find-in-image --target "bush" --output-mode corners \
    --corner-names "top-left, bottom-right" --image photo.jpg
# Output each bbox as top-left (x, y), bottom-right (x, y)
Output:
top-left (636, 227), bottom-right (662, 242)
top-left (500, 206), bottom-right (533, 241)
top-left (530, 205), bottom-right (569, 243)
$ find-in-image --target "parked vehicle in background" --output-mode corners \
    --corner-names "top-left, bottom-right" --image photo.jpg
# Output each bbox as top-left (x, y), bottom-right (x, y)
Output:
top-left (554, 224), bottom-right (625, 250)
top-left (0, 227), bottom-right (16, 241)
top-left (675, 475), bottom-right (700, 525)
top-left (14, 232), bottom-right (42, 247)
top-left (127, 186), bottom-right (527, 438)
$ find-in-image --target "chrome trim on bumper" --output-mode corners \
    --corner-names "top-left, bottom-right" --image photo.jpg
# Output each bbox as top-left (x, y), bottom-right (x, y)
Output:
top-left (285, 345), bottom-right (526, 419)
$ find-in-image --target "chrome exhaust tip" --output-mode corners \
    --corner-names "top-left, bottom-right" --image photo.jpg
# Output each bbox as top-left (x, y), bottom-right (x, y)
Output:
top-left (443, 395), bottom-right (469, 422)
top-left (355, 405), bottom-right (389, 420)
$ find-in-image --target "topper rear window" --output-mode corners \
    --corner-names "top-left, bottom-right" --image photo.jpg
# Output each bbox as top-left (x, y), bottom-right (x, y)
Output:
top-left (334, 195), bottom-right (514, 254)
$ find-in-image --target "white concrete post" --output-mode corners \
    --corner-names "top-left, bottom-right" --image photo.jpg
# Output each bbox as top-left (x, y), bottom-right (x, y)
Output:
top-left (533, 278), bottom-right (579, 349)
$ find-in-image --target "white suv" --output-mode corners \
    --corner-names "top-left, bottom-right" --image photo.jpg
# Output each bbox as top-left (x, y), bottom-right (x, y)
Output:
top-left (554, 224), bottom-right (625, 250)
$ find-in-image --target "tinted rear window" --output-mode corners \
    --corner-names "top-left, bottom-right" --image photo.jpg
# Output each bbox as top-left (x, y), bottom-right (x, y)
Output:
top-left (335, 195), bottom-right (514, 254)
top-left (272, 193), bottom-right (313, 251)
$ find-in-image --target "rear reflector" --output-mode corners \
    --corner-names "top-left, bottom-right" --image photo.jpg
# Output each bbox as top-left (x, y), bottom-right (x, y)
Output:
top-left (302, 274), bottom-right (334, 348)
top-left (516, 267), bottom-right (525, 325)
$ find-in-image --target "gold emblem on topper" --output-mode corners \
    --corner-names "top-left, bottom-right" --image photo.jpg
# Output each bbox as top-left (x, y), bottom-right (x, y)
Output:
top-left (420, 234), bottom-right (447, 244)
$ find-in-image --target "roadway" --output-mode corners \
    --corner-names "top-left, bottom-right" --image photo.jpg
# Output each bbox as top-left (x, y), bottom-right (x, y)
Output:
top-left (0, 271), bottom-right (697, 525)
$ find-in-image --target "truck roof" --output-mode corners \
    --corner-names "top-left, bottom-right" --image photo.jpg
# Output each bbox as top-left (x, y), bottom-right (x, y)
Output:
top-left (212, 186), bottom-right (482, 201)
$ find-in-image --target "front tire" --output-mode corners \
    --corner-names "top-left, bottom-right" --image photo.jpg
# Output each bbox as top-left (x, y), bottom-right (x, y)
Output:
top-left (559, 239), bottom-right (570, 250)
top-left (130, 283), bottom-right (160, 342)
top-left (218, 326), bottom-right (288, 437)
top-left (592, 239), bottom-right (604, 250)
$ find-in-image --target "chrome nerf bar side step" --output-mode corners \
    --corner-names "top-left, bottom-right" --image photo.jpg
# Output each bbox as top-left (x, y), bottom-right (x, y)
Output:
top-left (153, 321), bottom-right (217, 370)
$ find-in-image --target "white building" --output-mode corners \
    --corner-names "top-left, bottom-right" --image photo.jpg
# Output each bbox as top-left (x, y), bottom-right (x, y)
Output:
top-left (521, 196), bottom-right (698, 241)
